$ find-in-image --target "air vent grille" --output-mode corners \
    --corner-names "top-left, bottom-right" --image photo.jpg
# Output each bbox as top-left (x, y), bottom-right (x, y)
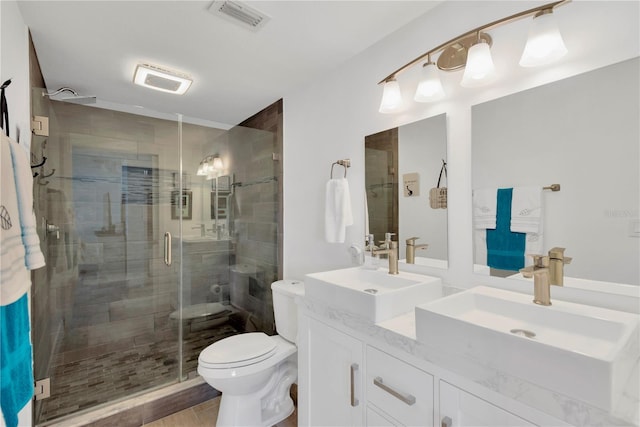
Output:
top-left (209, 1), bottom-right (270, 31)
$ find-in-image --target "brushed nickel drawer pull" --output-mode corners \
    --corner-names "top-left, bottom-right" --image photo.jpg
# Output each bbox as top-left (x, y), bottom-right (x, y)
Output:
top-left (441, 416), bottom-right (453, 427)
top-left (350, 363), bottom-right (359, 407)
top-left (373, 376), bottom-right (416, 406)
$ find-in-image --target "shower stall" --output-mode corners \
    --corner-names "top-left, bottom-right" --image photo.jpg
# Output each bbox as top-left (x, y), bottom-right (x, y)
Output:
top-left (29, 89), bottom-right (282, 424)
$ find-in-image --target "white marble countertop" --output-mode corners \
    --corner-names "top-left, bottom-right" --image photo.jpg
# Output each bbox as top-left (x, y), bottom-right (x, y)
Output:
top-left (303, 285), bottom-right (640, 427)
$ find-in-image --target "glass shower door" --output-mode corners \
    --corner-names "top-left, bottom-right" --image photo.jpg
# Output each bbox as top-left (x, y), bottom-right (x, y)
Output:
top-left (30, 90), bottom-right (184, 423)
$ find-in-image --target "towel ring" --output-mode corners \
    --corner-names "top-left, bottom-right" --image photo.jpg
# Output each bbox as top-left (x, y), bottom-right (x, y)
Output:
top-left (330, 159), bottom-right (351, 179)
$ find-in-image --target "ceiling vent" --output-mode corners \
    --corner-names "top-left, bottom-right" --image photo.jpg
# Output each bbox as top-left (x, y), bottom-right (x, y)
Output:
top-left (208, 1), bottom-right (270, 31)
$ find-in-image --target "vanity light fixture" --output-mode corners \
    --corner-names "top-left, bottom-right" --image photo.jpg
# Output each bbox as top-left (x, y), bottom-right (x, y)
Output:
top-left (133, 63), bottom-right (193, 95)
top-left (460, 35), bottom-right (497, 88)
top-left (519, 9), bottom-right (568, 67)
top-left (378, 0), bottom-right (570, 112)
top-left (414, 55), bottom-right (445, 102)
top-left (378, 78), bottom-right (403, 113)
top-left (197, 155), bottom-right (224, 179)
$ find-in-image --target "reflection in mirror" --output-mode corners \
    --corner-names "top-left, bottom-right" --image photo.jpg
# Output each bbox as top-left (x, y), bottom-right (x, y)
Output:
top-left (472, 58), bottom-right (639, 285)
top-left (365, 113), bottom-right (448, 266)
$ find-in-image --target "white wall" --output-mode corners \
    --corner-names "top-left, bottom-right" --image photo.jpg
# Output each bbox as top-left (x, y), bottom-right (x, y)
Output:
top-left (0, 2), bottom-right (34, 425)
top-left (283, 1), bottom-right (640, 289)
top-left (398, 113), bottom-right (448, 261)
top-left (1, 0), bottom-right (31, 150)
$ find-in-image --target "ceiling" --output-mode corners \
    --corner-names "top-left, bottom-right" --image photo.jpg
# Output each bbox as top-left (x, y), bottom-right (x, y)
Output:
top-left (18, 1), bottom-right (441, 128)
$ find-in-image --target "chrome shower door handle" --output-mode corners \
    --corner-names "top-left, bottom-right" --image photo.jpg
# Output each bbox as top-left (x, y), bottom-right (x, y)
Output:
top-left (164, 232), bottom-right (172, 266)
top-left (350, 363), bottom-right (359, 407)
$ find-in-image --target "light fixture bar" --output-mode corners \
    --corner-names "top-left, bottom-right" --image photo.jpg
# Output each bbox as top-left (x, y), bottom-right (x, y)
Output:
top-left (377, 0), bottom-right (570, 85)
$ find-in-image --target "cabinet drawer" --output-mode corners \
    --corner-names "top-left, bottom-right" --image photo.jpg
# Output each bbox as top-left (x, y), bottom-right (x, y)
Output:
top-left (366, 346), bottom-right (433, 426)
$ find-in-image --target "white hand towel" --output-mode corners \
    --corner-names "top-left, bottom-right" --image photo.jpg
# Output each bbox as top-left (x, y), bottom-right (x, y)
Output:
top-left (511, 186), bottom-right (542, 234)
top-left (472, 188), bottom-right (497, 229)
top-left (325, 178), bottom-right (353, 243)
top-left (1, 136), bottom-right (31, 306)
top-left (6, 134), bottom-right (45, 270)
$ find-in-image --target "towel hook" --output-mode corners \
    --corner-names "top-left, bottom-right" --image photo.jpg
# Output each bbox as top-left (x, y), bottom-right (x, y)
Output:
top-left (330, 159), bottom-right (351, 179)
top-left (31, 156), bottom-right (47, 169)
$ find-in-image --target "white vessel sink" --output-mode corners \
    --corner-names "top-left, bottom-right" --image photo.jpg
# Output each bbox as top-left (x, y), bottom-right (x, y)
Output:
top-left (415, 286), bottom-right (639, 411)
top-left (305, 267), bottom-right (443, 323)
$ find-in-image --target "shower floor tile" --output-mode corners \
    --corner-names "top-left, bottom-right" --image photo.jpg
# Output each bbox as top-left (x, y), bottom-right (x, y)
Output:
top-left (39, 325), bottom-right (238, 423)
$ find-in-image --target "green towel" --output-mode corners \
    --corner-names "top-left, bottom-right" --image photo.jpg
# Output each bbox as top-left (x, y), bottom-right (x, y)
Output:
top-left (486, 188), bottom-right (526, 271)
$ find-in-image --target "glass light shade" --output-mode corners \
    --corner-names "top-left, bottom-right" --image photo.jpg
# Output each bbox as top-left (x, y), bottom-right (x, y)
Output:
top-left (378, 79), bottom-right (403, 113)
top-left (196, 161), bottom-right (206, 176)
top-left (414, 62), bottom-right (445, 102)
top-left (212, 157), bottom-right (224, 170)
top-left (519, 11), bottom-right (568, 67)
top-left (461, 41), bottom-right (496, 88)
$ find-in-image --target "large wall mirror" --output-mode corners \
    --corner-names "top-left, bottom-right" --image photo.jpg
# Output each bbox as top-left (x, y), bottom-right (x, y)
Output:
top-left (365, 113), bottom-right (448, 267)
top-left (472, 58), bottom-right (639, 286)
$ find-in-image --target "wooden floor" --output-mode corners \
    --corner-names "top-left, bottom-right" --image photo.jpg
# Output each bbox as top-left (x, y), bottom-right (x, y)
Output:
top-left (143, 397), bottom-right (297, 427)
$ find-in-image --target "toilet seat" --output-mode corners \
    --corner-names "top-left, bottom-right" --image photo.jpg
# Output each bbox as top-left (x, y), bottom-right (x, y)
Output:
top-left (199, 332), bottom-right (277, 369)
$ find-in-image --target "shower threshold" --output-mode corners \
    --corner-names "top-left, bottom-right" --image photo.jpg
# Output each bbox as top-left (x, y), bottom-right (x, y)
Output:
top-left (37, 377), bottom-right (218, 427)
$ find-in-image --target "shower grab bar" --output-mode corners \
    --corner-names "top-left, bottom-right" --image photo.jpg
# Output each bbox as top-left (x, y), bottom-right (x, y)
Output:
top-left (164, 232), bottom-right (172, 266)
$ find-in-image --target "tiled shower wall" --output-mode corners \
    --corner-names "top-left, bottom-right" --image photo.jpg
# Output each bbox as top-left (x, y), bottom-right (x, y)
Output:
top-left (226, 99), bottom-right (283, 334)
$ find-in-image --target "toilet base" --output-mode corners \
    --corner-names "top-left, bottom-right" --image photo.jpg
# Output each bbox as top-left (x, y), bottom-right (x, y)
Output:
top-left (216, 393), bottom-right (294, 427)
top-left (213, 358), bottom-right (297, 427)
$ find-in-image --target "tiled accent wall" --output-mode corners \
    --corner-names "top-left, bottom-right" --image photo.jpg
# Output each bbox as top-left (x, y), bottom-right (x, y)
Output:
top-left (230, 99), bottom-right (283, 333)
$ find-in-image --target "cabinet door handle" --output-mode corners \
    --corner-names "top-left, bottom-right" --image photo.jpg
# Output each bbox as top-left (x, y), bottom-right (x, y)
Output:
top-left (164, 232), bottom-right (172, 266)
top-left (441, 416), bottom-right (453, 427)
top-left (373, 376), bottom-right (416, 406)
top-left (350, 363), bottom-right (359, 407)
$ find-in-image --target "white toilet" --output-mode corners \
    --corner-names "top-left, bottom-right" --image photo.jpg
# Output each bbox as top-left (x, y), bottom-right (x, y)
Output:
top-left (197, 279), bottom-right (305, 427)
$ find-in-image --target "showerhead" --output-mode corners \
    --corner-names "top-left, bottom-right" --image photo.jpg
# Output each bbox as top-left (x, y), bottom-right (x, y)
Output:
top-left (43, 87), bottom-right (96, 105)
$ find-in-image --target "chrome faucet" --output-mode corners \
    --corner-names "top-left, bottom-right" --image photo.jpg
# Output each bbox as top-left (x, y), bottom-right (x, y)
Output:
top-left (548, 247), bottom-right (572, 286)
top-left (520, 254), bottom-right (551, 306)
top-left (373, 235), bottom-right (398, 275)
top-left (191, 223), bottom-right (205, 237)
top-left (405, 237), bottom-right (428, 264)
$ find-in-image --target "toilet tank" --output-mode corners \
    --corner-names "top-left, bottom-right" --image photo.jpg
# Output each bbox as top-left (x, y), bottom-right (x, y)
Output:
top-left (271, 280), bottom-right (305, 343)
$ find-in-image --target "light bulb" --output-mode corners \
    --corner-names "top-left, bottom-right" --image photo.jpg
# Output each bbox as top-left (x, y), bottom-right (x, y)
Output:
top-left (461, 40), bottom-right (496, 88)
top-left (414, 61), bottom-right (445, 102)
top-left (520, 10), bottom-right (568, 67)
top-left (378, 78), bottom-right (403, 113)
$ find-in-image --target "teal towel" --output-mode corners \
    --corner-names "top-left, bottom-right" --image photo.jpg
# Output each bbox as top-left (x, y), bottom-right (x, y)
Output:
top-left (1, 294), bottom-right (33, 427)
top-left (486, 188), bottom-right (526, 271)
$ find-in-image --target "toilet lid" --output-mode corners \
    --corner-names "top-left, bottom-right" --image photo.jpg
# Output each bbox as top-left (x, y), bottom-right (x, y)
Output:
top-left (199, 332), bottom-right (277, 368)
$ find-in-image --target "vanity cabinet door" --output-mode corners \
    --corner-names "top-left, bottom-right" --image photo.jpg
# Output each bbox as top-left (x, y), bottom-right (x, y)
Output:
top-left (367, 405), bottom-right (400, 426)
top-left (366, 346), bottom-right (434, 426)
top-left (305, 317), bottom-right (365, 426)
top-left (439, 381), bottom-right (535, 427)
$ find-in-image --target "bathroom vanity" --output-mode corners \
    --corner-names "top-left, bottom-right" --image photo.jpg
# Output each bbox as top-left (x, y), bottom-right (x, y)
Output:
top-left (298, 268), bottom-right (640, 427)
